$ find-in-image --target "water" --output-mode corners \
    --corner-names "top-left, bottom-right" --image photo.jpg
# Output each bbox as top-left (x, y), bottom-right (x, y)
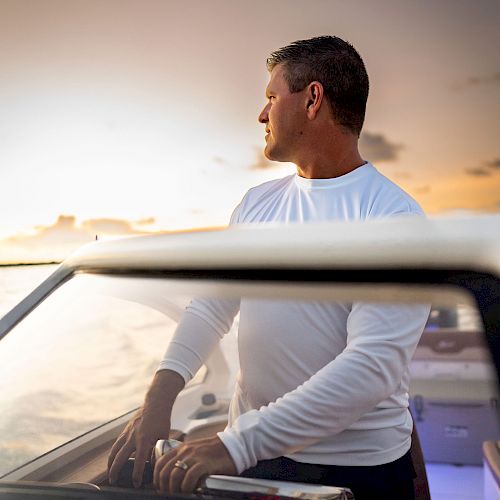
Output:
top-left (0, 264), bottom-right (59, 320)
top-left (0, 267), bottom-right (239, 477)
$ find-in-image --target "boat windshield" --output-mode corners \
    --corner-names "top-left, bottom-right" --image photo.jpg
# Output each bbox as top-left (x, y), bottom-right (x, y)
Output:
top-left (0, 273), bottom-right (493, 479)
top-left (0, 273), bottom-right (238, 477)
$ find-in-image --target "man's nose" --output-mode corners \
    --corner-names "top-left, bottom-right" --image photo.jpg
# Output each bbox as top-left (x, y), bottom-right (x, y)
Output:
top-left (258, 104), bottom-right (270, 124)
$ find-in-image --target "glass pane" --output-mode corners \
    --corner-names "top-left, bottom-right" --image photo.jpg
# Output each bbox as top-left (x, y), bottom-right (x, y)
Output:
top-left (425, 304), bottom-right (482, 331)
top-left (0, 274), bottom-right (223, 476)
top-left (0, 275), bottom-right (496, 487)
top-left (411, 301), bottom-right (497, 467)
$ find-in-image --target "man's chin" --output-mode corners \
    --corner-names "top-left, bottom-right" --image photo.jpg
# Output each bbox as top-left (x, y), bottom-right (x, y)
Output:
top-left (263, 142), bottom-right (289, 163)
top-left (263, 145), bottom-right (277, 162)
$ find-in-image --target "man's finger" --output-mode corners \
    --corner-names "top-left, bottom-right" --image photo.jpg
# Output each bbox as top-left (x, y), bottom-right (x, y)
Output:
top-left (181, 463), bottom-right (206, 494)
top-left (108, 438), bottom-right (135, 485)
top-left (132, 442), bottom-right (154, 488)
top-left (107, 433), bottom-right (127, 471)
top-left (156, 457), bottom-right (176, 493)
top-left (153, 448), bottom-right (177, 489)
top-left (167, 462), bottom-right (187, 494)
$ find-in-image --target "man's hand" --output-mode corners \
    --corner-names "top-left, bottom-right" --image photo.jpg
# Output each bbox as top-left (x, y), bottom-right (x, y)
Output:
top-left (107, 370), bottom-right (184, 488)
top-left (153, 435), bottom-right (237, 494)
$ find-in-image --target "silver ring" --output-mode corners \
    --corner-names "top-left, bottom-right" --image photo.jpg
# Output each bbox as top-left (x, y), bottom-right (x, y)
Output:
top-left (174, 460), bottom-right (189, 471)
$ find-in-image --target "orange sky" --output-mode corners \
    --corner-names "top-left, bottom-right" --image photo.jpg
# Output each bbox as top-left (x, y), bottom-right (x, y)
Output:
top-left (0, 0), bottom-right (499, 263)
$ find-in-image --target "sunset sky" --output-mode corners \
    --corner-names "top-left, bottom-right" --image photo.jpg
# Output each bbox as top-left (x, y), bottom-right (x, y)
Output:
top-left (1, 0), bottom-right (499, 263)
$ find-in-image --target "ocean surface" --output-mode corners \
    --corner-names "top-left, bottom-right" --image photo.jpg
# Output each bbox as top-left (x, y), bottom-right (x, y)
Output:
top-left (0, 265), bottom-right (239, 477)
top-left (0, 264), bottom-right (59, 320)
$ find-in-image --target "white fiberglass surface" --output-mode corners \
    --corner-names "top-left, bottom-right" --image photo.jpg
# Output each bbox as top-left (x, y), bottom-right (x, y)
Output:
top-left (0, 274), bottom-right (218, 477)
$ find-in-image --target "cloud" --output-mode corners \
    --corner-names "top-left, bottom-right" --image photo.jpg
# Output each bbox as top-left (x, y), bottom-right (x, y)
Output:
top-left (249, 146), bottom-right (279, 170)
top-left (359, 132), bottom-right (403, 162)
top-left (135, 217), bottom-right (156, 226)
top-left (465, 158), bottom-right (500, 177)
top-left (0, 215), bottom-right (158, 264)
top-left (81, 218), bottom-right (140, 235)
top-left (451, 72), bottom-right (500, 91)
top-left (27, 215), bottom-right (90, 245)
top-left (17, 215), bottom-right (150, 244)
top-left (485, 158), bottom-right (500, 170)
top-left (465, 167), bottom-right (491, 177)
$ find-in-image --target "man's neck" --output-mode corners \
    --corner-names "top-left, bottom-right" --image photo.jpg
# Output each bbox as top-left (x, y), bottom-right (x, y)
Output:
top-left (295, 151), bottom-right (366, 179)
top-left (293, 123), bottom-right (366, 179)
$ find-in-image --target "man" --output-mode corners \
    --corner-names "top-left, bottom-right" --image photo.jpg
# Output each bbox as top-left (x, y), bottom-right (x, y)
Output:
top-left (108, 36), bottom-right (429, 499)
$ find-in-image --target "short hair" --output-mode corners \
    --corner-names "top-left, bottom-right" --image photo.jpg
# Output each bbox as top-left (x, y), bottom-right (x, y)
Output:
top-left (267, 36), bottom-right (369, 136)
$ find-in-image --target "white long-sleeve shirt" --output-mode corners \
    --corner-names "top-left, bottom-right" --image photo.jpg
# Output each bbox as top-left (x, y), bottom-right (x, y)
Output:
top-left (158, 163), bottom-right (430, 473)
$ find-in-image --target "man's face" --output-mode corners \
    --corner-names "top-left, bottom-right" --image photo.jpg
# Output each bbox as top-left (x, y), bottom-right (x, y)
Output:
top-left (258, 64), bottom-right (307, 162)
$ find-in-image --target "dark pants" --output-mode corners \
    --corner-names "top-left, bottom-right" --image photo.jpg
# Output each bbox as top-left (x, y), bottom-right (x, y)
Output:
top-left (241, 450), bottom-right (416, 500)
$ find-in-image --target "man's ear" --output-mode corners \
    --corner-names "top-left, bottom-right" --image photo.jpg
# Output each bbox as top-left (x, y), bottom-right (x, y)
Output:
top-left (305, 81), bottom-right (324, 119)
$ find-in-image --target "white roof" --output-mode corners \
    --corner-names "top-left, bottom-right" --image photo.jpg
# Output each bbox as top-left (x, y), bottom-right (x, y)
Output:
top-left (64, 215), bottom-right (500, 276)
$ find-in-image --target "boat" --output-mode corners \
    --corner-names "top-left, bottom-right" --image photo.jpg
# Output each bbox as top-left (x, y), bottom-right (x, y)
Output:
top-left (0, 216), bottom-right (498, 499)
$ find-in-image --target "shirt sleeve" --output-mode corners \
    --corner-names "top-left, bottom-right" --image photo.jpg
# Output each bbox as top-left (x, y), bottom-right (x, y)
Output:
top-left (158, 297), bottom-right (240, 383)
top-left (217, 301), bottom-right (430, 473)
top-left (157, 198), bottom-right (245, 382)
